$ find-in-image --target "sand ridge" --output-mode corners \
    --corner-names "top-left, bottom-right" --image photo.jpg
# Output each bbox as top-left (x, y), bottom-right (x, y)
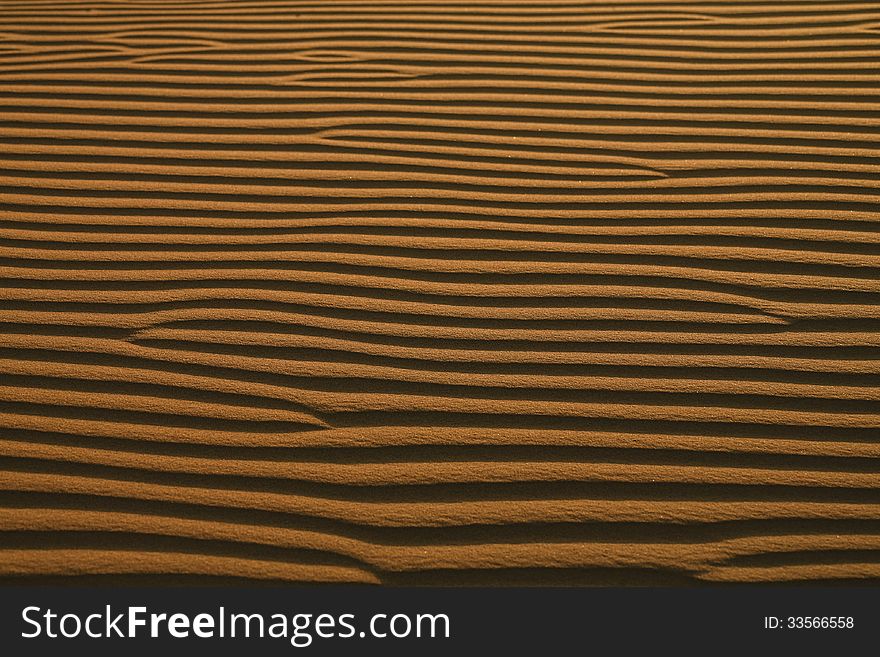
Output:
top-left (1, 0), bottom-right (880, 585)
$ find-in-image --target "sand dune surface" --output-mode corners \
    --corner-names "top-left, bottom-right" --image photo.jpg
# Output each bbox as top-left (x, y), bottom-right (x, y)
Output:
top-left (1, 0), bottom-right (880, 585)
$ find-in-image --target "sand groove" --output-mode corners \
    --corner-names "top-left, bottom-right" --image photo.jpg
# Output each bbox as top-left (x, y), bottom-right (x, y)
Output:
top-left (2, 0), bottom-right (880, 585)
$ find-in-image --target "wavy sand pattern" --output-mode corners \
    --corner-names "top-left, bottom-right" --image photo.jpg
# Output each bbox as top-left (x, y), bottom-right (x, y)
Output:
top-left (1, 0), bottom-right (880, 585)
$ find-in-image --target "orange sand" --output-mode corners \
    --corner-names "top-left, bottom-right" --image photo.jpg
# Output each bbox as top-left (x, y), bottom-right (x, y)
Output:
top-left (1, 0), bottom-right (880, 585)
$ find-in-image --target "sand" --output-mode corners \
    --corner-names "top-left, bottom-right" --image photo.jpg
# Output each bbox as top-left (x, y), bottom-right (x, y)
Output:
top-left (1, 0), bottom-right (879, 585)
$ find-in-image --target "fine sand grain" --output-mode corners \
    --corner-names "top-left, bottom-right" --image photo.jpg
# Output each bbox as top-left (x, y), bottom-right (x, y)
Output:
top-left (1, 0), bottom-right (880, 585)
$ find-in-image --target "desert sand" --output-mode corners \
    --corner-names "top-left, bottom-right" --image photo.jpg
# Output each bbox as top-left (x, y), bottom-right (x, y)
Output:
top-left (1, 0), bottom-right (880, 585)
